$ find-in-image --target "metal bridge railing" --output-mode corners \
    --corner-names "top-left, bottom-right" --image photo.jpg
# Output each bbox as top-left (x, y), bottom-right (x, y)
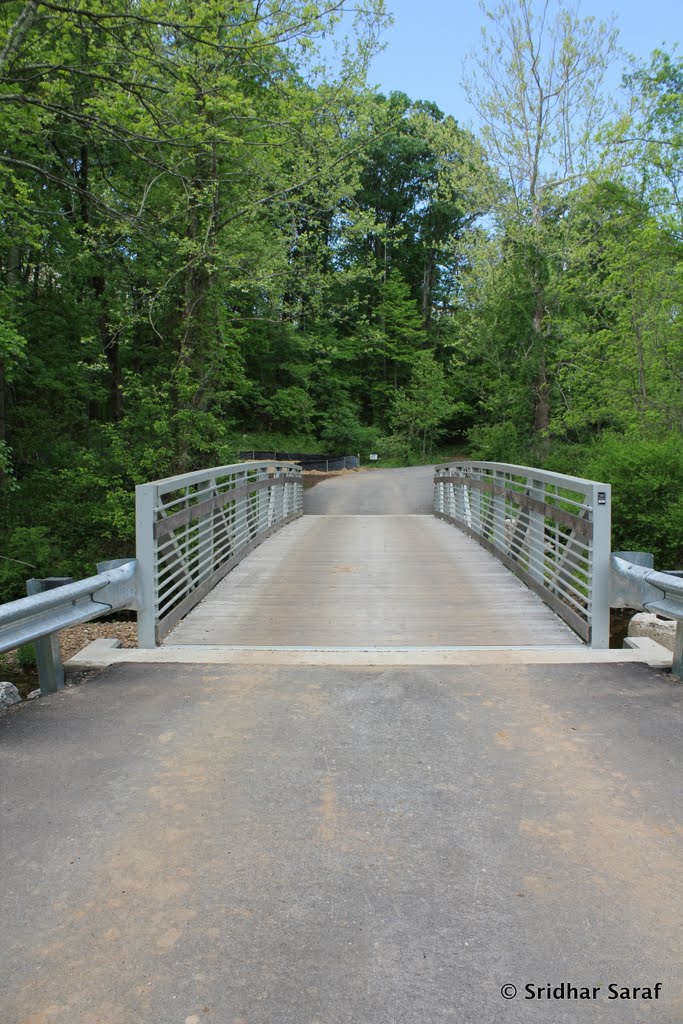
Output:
top-left (434, 461), bottom-right (611, 647)
top-left (136, 460), bottom-right (303, 647)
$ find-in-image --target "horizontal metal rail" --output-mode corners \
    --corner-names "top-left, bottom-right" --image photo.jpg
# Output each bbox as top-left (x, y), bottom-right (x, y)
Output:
top-left (434, 461), bottom-right (611, 647)
top-left (611, 550), bottom-right (683, 675)
top-left (0, 559), bottom-right (138, 655)
top-left (136, 460), bottom-right (304, 647)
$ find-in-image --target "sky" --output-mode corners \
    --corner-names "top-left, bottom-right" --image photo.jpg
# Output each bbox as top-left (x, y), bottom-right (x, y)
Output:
top-left (366, 0), bottom-right (681, 126)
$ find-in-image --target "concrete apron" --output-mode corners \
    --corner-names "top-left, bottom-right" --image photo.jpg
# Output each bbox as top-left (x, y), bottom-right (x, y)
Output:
top-left (66, 635), bottom-right (673, 672)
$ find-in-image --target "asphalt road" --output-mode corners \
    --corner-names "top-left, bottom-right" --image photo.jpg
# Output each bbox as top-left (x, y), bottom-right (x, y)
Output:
top-left (2, 660), bottom-right (682, 1023)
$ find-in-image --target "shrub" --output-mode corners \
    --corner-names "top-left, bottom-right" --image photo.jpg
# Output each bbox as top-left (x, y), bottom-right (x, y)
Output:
top-left (550, 432), bottom-right (683, 569)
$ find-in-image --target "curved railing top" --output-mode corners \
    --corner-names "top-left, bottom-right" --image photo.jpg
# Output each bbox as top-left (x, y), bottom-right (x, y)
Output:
top-left (434, 460), bottom-right (610, 494)
top-left (150, 459), bottom-right (302, 493)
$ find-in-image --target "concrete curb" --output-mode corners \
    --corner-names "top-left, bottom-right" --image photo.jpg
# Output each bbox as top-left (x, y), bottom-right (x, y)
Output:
top-left (66, 636), bottom-right (674, 670)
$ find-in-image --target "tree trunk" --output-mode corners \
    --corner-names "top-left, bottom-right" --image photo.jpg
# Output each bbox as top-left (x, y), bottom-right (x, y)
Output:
top-left (532, 288), bottom-right (550, 449)
top-left (1, 244), bottom-right (20, 481)
top-left (0, 358), bottom-right (5, 462)
top-left (421, 248), bottom-right (435, 328)
top-left (174, 114), bottom-right (221, 473)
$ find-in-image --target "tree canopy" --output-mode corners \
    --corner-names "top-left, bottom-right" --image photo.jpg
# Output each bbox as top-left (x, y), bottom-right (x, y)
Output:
top-left (1, 0), bottom-right (683, 597)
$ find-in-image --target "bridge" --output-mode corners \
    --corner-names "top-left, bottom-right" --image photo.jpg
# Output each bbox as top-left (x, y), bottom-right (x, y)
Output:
top-left (1, 461), bottom-right (682, 1022)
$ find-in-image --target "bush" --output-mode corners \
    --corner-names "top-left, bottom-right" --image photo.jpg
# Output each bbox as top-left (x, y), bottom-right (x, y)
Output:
top-left (549, 432), bottom-right (683, 569)
top-left (17, 644), bottom-right (36, 670)
top-left (467, 421), bottom-right (531, 464)
top-left (0, 527), bottom-right (56, 602)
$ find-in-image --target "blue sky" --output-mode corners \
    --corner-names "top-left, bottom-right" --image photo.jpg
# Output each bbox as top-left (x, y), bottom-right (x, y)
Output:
top-left (366, 0), bottom-right (681, 124)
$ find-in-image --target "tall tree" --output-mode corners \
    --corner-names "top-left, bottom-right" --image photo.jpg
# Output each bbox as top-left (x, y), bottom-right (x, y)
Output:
top-left (462, 0), bottom-right (617, 443)
top-left (0, 0), bottom-right (392, 594)
top-left (616, 50), bottom-right (683, 230)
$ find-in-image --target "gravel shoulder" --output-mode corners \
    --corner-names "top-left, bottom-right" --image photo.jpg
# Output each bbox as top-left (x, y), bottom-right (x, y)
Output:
top-left (0, 619), bottom-right (137, 697)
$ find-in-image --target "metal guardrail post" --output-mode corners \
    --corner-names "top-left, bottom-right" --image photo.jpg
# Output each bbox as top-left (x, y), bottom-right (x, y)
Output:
top-left (673, 623), bottom-right (683, 679)
top-left (26, 577), bottom-right (73, 694)
top-left (590, 483), bottom-right (611, 648)
top-left (135, 482), bottom-right (158, 649)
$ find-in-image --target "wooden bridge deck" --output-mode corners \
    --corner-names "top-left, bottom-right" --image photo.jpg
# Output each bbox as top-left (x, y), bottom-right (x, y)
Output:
top-left (166, 513), bottom-right (580, 648)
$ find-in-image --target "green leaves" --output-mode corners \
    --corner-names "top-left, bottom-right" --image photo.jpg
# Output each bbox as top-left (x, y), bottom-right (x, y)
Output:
top-left (390, 351), bottom-right (457, 459)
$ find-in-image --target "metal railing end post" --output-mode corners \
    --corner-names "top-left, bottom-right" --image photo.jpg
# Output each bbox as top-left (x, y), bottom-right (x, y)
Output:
top-left (135, 483), bottom-right (158, 649)
top-left (590, 483), bottom-right (612, 648)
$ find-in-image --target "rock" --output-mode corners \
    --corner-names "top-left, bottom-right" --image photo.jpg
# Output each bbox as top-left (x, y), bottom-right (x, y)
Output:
top-left (0, 681), bottom-right (22, 712)
top-left (27, 689), bottom-right (41, 700)
top-left (628, 612), bottom-right (677, 652)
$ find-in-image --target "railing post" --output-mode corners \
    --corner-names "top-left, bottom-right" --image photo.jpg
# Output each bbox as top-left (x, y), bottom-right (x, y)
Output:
top-left (277, 468), bottom-right (285, 520)
top-left (590, 482), bottom-right (611, 649)
top-left (527, 478), bottom-right (546, 583)
top-left (492, 470), bottom-right (505, 553)
top-left (450, 471), bottom-right (459, 521)
top-left (136, 482), bottom-right (158, 649)
top-left (462, 481), bottom-right (471, 528)
top-left (434, 470), bottom-right (442, 515)
top-left (282, 468), bottom-right (291, 518)
top-left (258, 466), bottom-right (269, 533)
top-left (470, 469), bottom-right (481, 534)
top-left (26, 577), bottom-right (72, 695)
top-left (266, 467), bottom-right (276, 526)
top-left (197, 476), bottom-right (216, 585)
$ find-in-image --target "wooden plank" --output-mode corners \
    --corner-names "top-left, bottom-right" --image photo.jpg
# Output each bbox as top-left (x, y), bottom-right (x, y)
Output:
top-left (436, 512), bottom-right (590, 641)
top-left (166, 515), bottom-right (581, 648)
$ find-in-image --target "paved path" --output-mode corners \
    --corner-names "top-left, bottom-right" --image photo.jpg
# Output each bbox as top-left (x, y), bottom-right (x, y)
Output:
top-left (2, 661), bottom-right (682, 1023)
top-left (304, 465), bottom-right (435, 515)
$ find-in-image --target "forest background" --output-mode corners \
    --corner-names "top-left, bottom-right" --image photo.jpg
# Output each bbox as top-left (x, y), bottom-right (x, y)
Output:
top-left (1, 0), bottom-right (683, 601)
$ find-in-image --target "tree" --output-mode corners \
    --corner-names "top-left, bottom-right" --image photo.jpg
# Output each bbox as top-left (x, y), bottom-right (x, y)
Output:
top-left (616, 51), bottom-right (683, 230)
top-left (0, 0), bottom-right (393, 596)
top-left (349, 92), bottom-right (485, 326)
top-left (462, 0), bottom-right (618, 442)
top-left (390, 351), bottom-right (456, 459)
top-left (551, 181), bottom-right (683, 438)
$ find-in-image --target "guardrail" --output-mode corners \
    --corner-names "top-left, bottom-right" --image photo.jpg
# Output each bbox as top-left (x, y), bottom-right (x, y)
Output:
top-left (0, 559), bottom-right (138, 694)
top-left (611, 551), bottom-right (683, 675)
top-left (434, 461), bottom-right (611, 647)
top-left (136, 460), bottom-right (303, 647)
